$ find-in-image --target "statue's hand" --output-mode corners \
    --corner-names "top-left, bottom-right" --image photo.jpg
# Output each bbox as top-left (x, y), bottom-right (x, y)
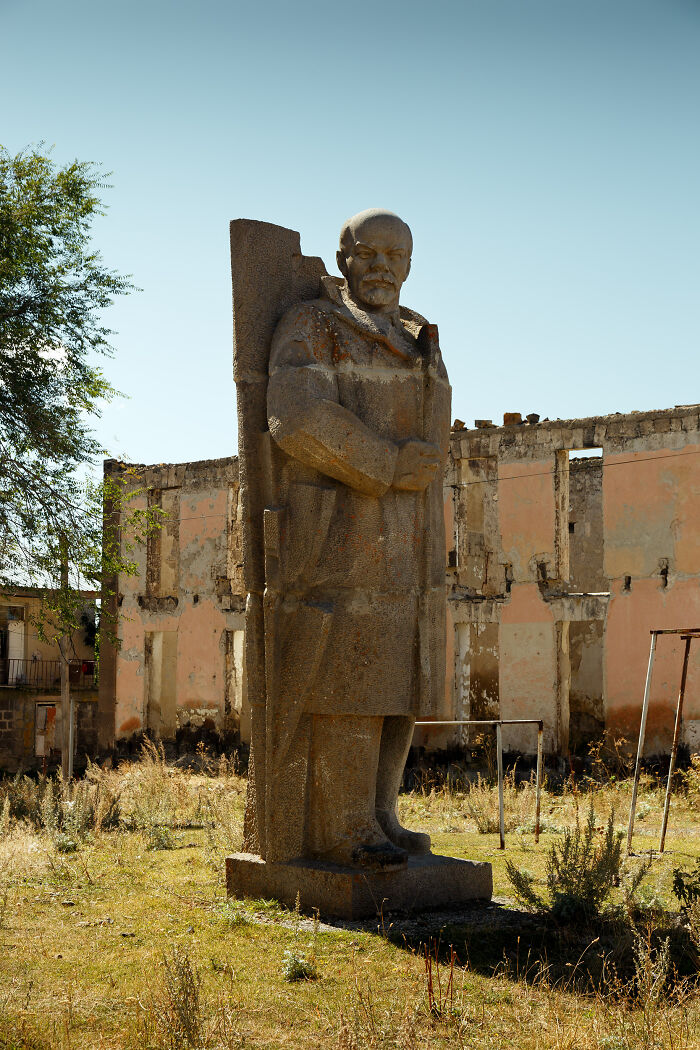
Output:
top-left (392, 439), bottom-right (441, 491)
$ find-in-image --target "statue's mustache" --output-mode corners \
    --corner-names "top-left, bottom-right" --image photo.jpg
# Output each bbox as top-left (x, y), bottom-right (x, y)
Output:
top-left (362, 274), bottom-right (395, 286)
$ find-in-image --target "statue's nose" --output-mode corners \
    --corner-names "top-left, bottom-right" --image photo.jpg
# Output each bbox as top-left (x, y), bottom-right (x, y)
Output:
top-left (371, 253), bottom-right (390, 270)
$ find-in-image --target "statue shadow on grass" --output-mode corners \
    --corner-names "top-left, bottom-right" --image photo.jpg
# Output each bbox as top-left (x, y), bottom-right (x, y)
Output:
top-left (319, 901), bottom-right (699, 997)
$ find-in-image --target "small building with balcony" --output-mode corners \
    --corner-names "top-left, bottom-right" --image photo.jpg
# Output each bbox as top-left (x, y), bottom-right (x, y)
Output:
top-left (0, 587), bottom-right (97, 772)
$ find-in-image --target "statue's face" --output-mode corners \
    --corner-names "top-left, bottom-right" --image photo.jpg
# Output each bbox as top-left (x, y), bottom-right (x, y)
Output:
top-left (338, 214), bottom-right (412, 313)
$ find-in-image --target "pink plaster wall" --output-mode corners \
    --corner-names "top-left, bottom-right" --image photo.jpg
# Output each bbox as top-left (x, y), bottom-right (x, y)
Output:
top-left (176, 598), bottom-right (226, 713)
top-left (499, 459), bottom-right (556, 582)
top-left (113, 471), bottom-right (244, 740)
top-left (499, 584), bottom-right (557, 753)
top-left (605, 578), bottom-right (700, 752)
top-left (604, 442), bottom-right (700, 750)
top-left (604, 443), bottom-right (700, 580)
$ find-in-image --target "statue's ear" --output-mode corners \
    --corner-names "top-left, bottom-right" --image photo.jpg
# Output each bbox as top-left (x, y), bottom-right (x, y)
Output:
top-left (336, 249), bottom-right (349, 278)
top-left (405, 257), bottom-right (412, 280)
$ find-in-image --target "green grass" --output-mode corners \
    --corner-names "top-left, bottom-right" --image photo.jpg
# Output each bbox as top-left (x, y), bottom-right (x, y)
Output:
top-left (1, 754), bottom-right (699, 1049)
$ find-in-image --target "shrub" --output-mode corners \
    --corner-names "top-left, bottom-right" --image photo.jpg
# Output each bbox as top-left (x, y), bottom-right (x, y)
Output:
top-left (120, 740), bottom-right (202, 832)
top-left (0, 773), bottom-right (44, 826)
top-left (632, 928), bottom-right (671, 1006)
top-left (587, 734), bottom-right (634, 782)
top-left (53, 832), bottom-right (78, 854)
top-left (153, 947), bottom-right (203, 1049)
top-left (146, 825), bottom-right (176, 851)
top-left (40, 781), bottom-right (60, 833)
top-left (281, 893), bottom-right (319, 982)
top-left (687, 900), bottom-right (700, 956)
top-left (681, 754), bottom-right (700, 809)
top-left (201, 781), bottom-right (246, 873)
top-left (62, 782), bottom-right (97, 840)
top-left (506, 804), bottom-right (631, 923)
top-left (673, 859), bottom-right (700, 910)
top-left (281, 948), bottom-right (318, 982)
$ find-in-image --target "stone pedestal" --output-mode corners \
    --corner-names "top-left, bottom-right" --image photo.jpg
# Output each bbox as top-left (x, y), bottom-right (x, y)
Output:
top-left (226, 852), bottom-right (492, 920)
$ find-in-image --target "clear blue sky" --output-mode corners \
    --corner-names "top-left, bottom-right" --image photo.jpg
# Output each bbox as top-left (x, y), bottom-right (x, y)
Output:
top-left (3, 0), bottom-right (699, 465)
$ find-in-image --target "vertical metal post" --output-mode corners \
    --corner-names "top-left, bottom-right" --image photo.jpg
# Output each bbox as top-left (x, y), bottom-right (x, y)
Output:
top-left (659, 635), bottom-right (693, 854)
top-left (626, 632), bottom-right (657, 853)
top-left (68, 692), bottom-right (75, 781)
top-left (59, 536), bottom-right (72, 781)
top-left (496, 722), bottom-right (505, 850)
top-left (60, 641), bottom-right (70, 780)
top-left (535, 722), bottom-right (543, 844)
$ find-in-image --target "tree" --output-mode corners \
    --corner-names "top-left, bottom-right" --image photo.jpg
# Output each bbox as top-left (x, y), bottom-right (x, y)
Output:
top-left (0, 144), bottom-right (155, 651)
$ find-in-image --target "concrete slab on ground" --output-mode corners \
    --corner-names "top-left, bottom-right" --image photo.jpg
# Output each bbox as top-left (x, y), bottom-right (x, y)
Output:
top-left (226, 852), bottom-right (493, 920)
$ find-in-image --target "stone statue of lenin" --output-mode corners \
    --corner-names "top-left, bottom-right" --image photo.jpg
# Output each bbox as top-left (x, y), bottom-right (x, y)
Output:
top-left (247, 208), bottom-right (452, 869)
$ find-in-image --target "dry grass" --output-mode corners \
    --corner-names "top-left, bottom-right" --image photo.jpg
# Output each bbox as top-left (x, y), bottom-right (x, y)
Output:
top-left (1, 751), bottom-right (699, 1049)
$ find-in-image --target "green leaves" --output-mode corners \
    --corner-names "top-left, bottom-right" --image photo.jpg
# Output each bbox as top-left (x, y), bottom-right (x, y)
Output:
top-left (0, 144), bottom-right (158, 647)
top-left (0, 144), bottom-right (131, 588)
top-left (506, 805), bottom-right (629, 924)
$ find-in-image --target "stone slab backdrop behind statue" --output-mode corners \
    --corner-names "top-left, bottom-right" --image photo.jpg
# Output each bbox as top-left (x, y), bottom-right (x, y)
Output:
top-left (226, 213), bottom-right (492, 918)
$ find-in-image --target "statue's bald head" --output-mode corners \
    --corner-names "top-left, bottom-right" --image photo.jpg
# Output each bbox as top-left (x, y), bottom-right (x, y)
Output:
top-left (337, 209), bottom-right (413, 315)
top-left (339, 209), bottom-right (413, 256)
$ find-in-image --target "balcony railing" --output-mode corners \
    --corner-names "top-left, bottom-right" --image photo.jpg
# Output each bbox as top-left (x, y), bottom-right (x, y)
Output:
top-left (0, 659), bottom-right (96, 690)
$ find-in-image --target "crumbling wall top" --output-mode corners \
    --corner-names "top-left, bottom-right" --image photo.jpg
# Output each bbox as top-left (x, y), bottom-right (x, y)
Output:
top-left (451, 404), bottom-right (700, 460)
top-left (103, 456), bottom-right (239, 489)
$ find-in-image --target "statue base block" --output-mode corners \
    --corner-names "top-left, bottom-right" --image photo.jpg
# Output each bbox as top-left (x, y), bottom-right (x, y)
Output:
top-left (226, 852), bottom-right (492, 920)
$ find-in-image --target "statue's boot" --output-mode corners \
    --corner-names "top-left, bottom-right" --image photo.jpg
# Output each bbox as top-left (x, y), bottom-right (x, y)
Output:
top-left (351, 840), bottom-right (408, 869)
top-left (307, 715), bottom-right (407, 869)
top-left (350, 822), bottom-right (408, 869)
top-left (375, 715), bottom-right (431, 855)
top-left (376, 806), bottom-right (431, 854)
top-left (313, 818), bottom-right (408, 869)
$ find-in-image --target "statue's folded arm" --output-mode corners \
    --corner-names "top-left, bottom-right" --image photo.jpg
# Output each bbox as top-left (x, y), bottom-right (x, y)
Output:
top-left (268, 342), bottom-right (399, 499)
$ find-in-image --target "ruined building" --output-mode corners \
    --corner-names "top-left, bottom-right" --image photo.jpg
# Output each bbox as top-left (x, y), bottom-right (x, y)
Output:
top-left (99, 403), bottom-right (700, 760)
top-left (443, 403), bottom-right (700, 758)
top-left (0, 588), bottom-right (97, 772)
top-left (97, 457), bottom-right (246, 752)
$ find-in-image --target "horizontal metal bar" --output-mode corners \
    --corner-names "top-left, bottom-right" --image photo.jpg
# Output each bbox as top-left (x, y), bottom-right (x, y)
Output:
top-left (415, 719), bottom-right (544, 728)
top-left (650, 628), bottom-right (700, 635)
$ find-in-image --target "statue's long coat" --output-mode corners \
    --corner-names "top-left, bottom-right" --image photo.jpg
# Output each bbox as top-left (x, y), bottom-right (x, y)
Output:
top-left (263, 278), bottom-right (451, 802)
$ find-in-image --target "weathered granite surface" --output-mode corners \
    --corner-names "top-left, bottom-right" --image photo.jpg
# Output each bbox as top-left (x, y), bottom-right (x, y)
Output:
top-left (229, 210), bottom-right (491, 912)
top-left (226, 852), bottom-right (493, 920)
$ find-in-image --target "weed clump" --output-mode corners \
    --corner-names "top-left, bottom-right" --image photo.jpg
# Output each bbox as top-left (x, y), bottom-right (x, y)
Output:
top-left (281, 948), bottom-right (318, 982)
top-left (465, 771), bottom-right (537, 834)
top-left (422, 940), bottom-right (459, 1020)
top-left (146, 825), bottom-right (176, 851)
top-left (152, 946), bottom-right (203, 1049)
top-left (632, 927), bottom-right (671, 1005)
top-left (673, 859), bottom-right (700, 962)
top-left (0, 795), bottom-right (10, 836)
top-left (506, 804), bottom-right (640, 924)
top-left (673, 858), bottom-right (700, 911)
top-left (211, 900), bottom-right (249, 929)
top-left (0, 771), bottom-right (121, 848)
top-left (53, 832), bottom-right (78, 854)
top-left (281, 893), bottom-right (319, 982)
top-left (681, 754), bottom-right (700, 808)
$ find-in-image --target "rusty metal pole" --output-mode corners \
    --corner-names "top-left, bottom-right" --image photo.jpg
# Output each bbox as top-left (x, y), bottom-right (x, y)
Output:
top-left (67, 678), bottom-right (75, 782)
top-left (496, 722), bottom-right (505, 850)
top-left (659, 635), bottom-right (693, 854)
top-left (60, 640), bottom-right (70, 780)
top-left (627, 632), bottom-right (657, 853)
top-left (535, 721), bottom-right (544, 844)
top-left (59, 537), bottom-right (72, 781)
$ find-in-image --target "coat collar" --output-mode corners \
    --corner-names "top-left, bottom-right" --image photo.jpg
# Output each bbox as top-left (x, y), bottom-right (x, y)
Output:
top-left (319, 276), bottom-right (428, 362)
